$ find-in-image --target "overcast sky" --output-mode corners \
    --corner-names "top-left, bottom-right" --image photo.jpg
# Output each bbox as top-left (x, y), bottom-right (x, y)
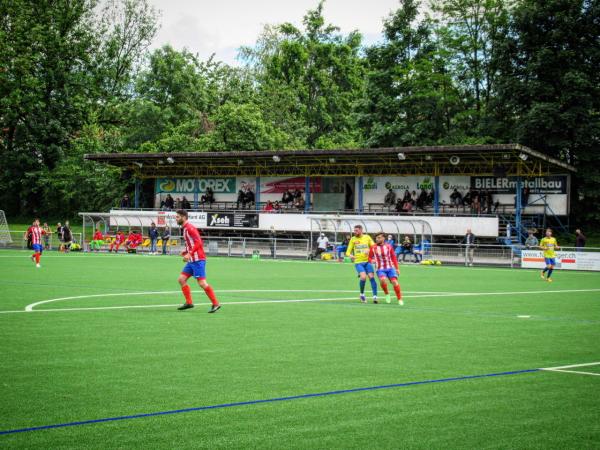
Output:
top-left (147, 0), bottom-right (402, 65)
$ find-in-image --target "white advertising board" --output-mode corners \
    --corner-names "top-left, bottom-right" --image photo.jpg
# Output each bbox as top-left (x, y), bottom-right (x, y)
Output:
top-left (521, 250), bottom-right (600, 271)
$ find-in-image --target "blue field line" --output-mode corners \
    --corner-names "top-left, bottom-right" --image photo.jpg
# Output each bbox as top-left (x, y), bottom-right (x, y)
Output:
top-left (0, 368), bottom-right (540, 436)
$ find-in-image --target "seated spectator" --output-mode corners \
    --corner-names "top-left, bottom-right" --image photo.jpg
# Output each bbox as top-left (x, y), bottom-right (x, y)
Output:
top-left (450, 189), bottom-right (463, 208)
top-left (263, 200), bottom-right (274, 212)
top-left (427, 189), bottom-right (435, 206)
top-left (164, 194), bottom-right (175, 210)
top-left (273, 201), bottom-right (282, 212)
top-left (109, 230), bottom-right (125, 252)
top-left (175, 197), bottom-right (182, 209)
top-left (411, 191), bottom-right (418, 207)
top-left (90, 228), bottom-right (104, 252)
top-left (525, 231), bottom-right (539, 249)
top-left (293, 189), bottom-right (302, 201)
top-left (398, 236), bottom-right (417, 263)
top-left (312, 233), bottom-right (329, 260)
top-left (384, 189), bottom-right (396, 207)
top-left (471, 192), bottom-right (481, 214)
top-left (386, 234), bottom-right (396, 248)
top-left (126, 230), bottom-right (143, 251)
top-left (181, 196), bottom-right (192, 209)
top-left (337, 235), bottom-right (351, 261)
top-left (395, 198), bottom-right (404, 213)
top-left (282, 190), bottom-right (293, 205)
top-left (295, 196), bottom-right (306, 210)
top-left (402, 200), bottom-right (413, 213)
top-left (413, 242), bottom-right (423, 263)
top-left (416, 189), bottom-right (428, 210)
top-left (200, 188), bottom-right (214, 206)
top-left (402, 190), bottom-right (411, 204)
top-left (463, 190), bottom-right (472, 207)
top-left (120, 194), bottom-right (130, 208)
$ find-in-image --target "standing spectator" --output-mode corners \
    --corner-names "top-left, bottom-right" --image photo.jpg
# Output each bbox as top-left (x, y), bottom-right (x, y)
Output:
top-left (525, 231), bottom-right (539, 249)
top-left (416, 189), bottom-right (428, 210)
top-left (313, 233), bottom-right (329, 260)
top-left (42, 222), bottom-right (51, 250)
top-left (90, 228), bottom-right (104, 252)
top-left (175, 197), bottom-right (183, 209)
top-left (450, 189), bottom-right (462, 208)
top-left (164, 194), bottom-right (175, 210)
top-left (56, 222), bottom-right (64, 251)
top-left (62, 221), bottom-right (73, 253)
top-left (120, 194), bottom-right (130, 208)
top-left (200, 188), bottom-right (214, 206)
top-left (463, 189), bottom-right (472, 208)
top-left (485, 191), bottom-right (494, 214)
top-left (575, 229), bottom-right (586, 251)
top-left (149, 222), bottom-right (159, 254)
top-left (282, 190), bottom-right (293, 205)
top-left (244, 188), bottom-right (255, 208)
top-left (161, 227), bottom-right (171, 255)
top-left (522, 186), bottom-right (530, 206)
top-left (427, 189), bottom-right (435, 207)
top-left (181, 196), bottom-right (191, 209)
top-left (464, 228), bottom-right (476, 266)
top-left (384, 189), bottom-right (396, 207)
top-left (236, 188), bottom-right (246, 208)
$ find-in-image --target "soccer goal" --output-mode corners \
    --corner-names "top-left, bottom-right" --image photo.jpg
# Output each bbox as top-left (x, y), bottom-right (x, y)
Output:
top-left (0, 210), bottom-right (12, 246)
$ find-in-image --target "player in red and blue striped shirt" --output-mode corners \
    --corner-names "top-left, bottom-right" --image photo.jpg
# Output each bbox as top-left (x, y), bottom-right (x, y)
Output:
top-left (24, 219), bottom-right (46, 268)
top-left (175, 209), bottom-right (221, 313)
top-left (369, 233), bottom-right (403, 305)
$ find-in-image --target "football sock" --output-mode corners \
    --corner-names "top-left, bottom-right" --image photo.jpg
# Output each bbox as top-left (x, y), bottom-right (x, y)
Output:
top-left (35, 253), bottom-right (40, 264)
top-left (542, 267), bottom-right (548, 274)
top-left (181, 285), bottom-right (193, 304)
top-left (369, 278), bottom-right (378, 296)
top-left (547, 268), bottom-right (553, 278)
top-left (380, 281), bottom-right (389, 294)
top-left (359, 280), bottom-right (366, 294)
top-left (394, 284), bottom-right (402, 300)
top-left (204, 285), bottom-right (219, 306)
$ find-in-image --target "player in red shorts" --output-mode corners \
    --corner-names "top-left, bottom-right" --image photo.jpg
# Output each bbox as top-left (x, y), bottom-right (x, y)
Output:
top-left (125, 230), bottom-right (143, 250)
top-left (175, 209), bottom-right (221, 313)
top-left (110, 231), bottom-right (125, 252)
top-left (369, 232), bottom-right (403, 305)
top-left (24, 219), bottom-right (46, 268)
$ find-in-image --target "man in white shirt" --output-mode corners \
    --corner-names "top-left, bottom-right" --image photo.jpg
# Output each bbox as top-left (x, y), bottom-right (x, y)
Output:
top-left (313, 233), bottom-right (330, 259)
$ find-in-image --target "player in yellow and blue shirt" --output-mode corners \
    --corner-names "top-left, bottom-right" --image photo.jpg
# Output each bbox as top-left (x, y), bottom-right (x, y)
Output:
top-left (346, 225), bottom-right (378, 303)
top-left (539, 228), bottom-right (559, 282)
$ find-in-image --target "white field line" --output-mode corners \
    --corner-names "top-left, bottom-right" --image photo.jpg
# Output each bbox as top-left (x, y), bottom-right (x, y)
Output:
top-left (541, 369), bottom-right (600, 377)
top-left (541, 361), bottom-right (600, 370)
top-left (22, 290), bottom-right (442, 312)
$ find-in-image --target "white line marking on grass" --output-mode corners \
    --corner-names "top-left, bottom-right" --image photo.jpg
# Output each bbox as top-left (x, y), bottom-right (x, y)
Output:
top-left (22, 290), bottom-right (442, 312)
top-left (541, 361), bottom-right (600, 370)
top-left (517, 315), bottom-right (531, 319)
top-left (541, 369), bottom-right (600, 377)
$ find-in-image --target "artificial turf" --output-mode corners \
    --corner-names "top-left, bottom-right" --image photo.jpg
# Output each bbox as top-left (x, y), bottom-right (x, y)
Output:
top-left (0, 250), bottom-right (599, 449)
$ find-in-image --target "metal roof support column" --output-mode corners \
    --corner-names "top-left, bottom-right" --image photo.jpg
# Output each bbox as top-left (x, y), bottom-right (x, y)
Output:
top-left (134, 180), bottom-right (141, 208)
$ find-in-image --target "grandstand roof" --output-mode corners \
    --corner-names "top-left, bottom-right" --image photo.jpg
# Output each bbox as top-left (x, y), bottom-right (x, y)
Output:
top-left (84, 144), bottom-right (576, 178)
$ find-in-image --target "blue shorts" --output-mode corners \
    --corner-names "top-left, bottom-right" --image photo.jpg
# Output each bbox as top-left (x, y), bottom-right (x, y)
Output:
top-left (377, 268), bottom-right (398, 280)
top-left (182, 260), bottom-right (207, 279)
top-left (32, 244), bottom-right (43, 253)
top-left (354, 262), bottom-right (374, 275)
top-left (545, 258), bottom-right (556, 266)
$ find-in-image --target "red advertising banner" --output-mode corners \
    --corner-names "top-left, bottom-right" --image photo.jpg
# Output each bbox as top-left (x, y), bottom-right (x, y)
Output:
top-left (261, 177), bottom-right (322, 194)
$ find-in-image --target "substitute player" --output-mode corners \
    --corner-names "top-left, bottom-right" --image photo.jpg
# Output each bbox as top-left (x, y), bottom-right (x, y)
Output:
top-left (110, 230), bottom-right (125, 252)
top-left (176, 209), bottom-right (221, 313)
top-left (370, 233), bottom-right (403, 305)
top-left (539, 228), bottom-right (559, 282)
top-left (24, 219), bottom-right (46, 268)
top-left (346, 225), bottom-right (378, 303)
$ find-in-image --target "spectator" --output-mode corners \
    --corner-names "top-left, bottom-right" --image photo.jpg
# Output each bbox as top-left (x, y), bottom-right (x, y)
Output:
top-left (181, 196), bottom-right (192, 210)
top-left (282, 190), bottom-right (293, 205)
top-left (471, 191), bottom-right (481, 215)
top-left (244, 188), bottom-right (255, 208)
top-left (295, 196), bottom-right (306, 210)
top-left (575, 229), bottom-right (586, 251)
top-left (149, 222), bottom-right (159, 254)
top-left (399, 236), bottom-right (417, 263)
top-left (411, 191), bottom-right (417, 207)
top-left (427, 189), bottom-right (435, 206)
top-left (42, 222), bottom-right (51, 250)
top-left (161, 227), bottom-right (171, 255)
top-left (402, 199), bottom-right (413, 214)
top-left (120, 194), bottom-right (130, 208)
top-left (344, 183), bottom-right (354, 210)
top-left (337, 235), bottom-right (351, 261)
top-left (525, 230), bottom-right (539, 249)
top-left (236, 188), bottom-right (246, 208)
top-left (395, 198), bottom-right (403, 213)
top-left (175, 197), bottom-right (182, 209)
top-left (273, 201), bottom-right (282, 213)
top-left (313, 233), bottom-right (329, 260)
top-left (110, 230), bottom-right (126, 253)
top-left (90, 228), bottom-right (104, 252)
top-left (263, 200), bottom-right (274, 212)
top-left (450, 189), bottom-right (463, 208)
top-left (463, 228), bottom-right (476, 266)
top-left (384, 189), bottom-right (396, 207)
top-left (416, 189), bottom-right (428, 210)
top-left (62, 221), bottom-right (73, 253)
top-left (413, 241), bottom-right (423, 263)
top-left (522, 186), bottom-right (530, 206)
top-left (293, 189), bottom-right (302, 201)
top-left (164, 194), bottom-right (175, 210)
top-left (386, 234), bottom-right (396, 248)
top-left (463, 190), bottom-right (472, 208)
top-left (485, 191), bottom-right (493, 214)
top-left (200, 188), bottom-right (214, 206)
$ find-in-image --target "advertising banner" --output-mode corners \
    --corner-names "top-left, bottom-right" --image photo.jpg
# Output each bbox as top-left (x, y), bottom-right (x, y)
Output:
top-left (260, 177), bottom-right (322, 194)
top-left (206, 212), bottom-right (259, 228)
top-left (471, 176), bottom-right (567, 194)
top-left (521, 250), bottom-right (600, 271)
top-left (156, 178), bottom-right (236, 194)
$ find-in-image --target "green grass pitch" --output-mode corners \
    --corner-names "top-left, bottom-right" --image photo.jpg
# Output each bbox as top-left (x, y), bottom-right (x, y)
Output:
top-left (1, 250), bottom-right (599, 449)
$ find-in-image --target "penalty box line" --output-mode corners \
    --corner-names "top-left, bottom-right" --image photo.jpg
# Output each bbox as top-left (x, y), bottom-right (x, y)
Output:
top-left (0, 368), bottom-right (540, 436)
top-left (540, 361), bottom-right (600, 377)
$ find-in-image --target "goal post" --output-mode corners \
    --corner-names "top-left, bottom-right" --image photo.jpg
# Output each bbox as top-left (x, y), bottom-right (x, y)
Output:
top-left (0, 210), bottom-right (12, 246)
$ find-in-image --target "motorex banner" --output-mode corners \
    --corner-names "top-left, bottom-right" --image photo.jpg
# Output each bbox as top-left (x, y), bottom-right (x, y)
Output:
top-left (156, 178), bottom-right (236, 194)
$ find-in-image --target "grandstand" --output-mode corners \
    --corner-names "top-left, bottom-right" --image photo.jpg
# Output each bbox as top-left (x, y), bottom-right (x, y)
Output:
top-left (83, 144), bottom-right (575, 253)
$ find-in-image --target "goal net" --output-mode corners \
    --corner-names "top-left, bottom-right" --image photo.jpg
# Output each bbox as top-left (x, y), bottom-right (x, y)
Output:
top-left (0, 210), bottom-right (12, 245)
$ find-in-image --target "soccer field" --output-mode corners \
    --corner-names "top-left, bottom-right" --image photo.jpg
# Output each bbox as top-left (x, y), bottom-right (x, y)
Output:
top-left (1, 250), bottom-right (599, 449)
